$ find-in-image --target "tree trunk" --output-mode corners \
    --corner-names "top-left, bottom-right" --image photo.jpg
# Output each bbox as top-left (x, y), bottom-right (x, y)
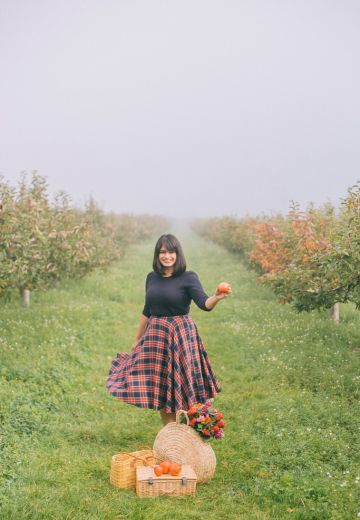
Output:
top-left (329, 302), bottom-right (339, 323)
top-left (20, 288), bottom-right (30, 307)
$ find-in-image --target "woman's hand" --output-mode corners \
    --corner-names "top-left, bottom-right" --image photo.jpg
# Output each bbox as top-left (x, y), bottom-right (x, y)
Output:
top-left (205, 282), bottom-right (232, 310)
top-left (215, 282), bottom-right (232, 299)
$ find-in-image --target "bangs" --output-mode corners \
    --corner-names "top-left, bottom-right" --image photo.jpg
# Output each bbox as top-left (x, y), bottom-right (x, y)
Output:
top-left (159, 236), bottom-right (178, 253)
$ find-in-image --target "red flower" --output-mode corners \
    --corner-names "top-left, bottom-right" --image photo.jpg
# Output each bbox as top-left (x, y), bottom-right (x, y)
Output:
top-left (181, 404), bottom-right (226, 441)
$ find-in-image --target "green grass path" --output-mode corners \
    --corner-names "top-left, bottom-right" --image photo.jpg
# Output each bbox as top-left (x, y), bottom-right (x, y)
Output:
top-left (0, 234), bottom-right (359, 519)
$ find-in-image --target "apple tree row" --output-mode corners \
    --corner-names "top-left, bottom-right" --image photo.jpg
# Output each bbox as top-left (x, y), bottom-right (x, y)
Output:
top-left (0, 173), bottom-right (167, 305)
top-left (193, 183), bottom-right (360, 321)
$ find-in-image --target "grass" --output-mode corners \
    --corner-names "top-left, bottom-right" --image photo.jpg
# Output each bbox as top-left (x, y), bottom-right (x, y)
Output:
top-left (0, 233), bottom-right (359, 519)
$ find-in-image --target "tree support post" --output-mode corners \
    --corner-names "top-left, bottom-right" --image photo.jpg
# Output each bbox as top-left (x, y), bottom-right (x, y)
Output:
top-left (329, 302), bottom-right (339, 323)
top-left (20, 288), bottom-right (30, 307)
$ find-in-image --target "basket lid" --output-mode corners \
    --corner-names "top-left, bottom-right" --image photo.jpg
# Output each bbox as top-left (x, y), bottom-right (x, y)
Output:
top-left (136, 464), bottom-right (197, 482)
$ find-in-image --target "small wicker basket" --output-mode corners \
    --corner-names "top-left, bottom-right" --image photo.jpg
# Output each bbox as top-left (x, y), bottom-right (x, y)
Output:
top-left (136, 464), bottom-right (197, 497)
top-left (153, 410), bottom-right (216, 483)
top-left (110, 449), bottom-right (157, 490)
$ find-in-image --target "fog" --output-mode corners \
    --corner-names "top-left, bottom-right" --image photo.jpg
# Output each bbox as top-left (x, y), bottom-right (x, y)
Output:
top-left (1, 1), bottom-right (359, 218)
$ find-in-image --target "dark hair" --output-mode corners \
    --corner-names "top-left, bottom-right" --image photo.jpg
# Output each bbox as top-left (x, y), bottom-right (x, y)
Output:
top-left (153, 234), bottom-right (186, 276)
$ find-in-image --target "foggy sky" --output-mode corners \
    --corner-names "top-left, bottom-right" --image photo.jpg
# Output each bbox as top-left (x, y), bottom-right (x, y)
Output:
top-left (1, 1), bottom-right (360, 218)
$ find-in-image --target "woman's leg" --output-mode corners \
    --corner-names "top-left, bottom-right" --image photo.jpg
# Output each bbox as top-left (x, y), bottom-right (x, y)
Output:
top-left (160, 409), bottom-right (176, 425)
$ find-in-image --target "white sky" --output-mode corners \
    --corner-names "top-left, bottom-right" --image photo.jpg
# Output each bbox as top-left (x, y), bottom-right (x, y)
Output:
top-left (1, 1), bottom-right (359, 218)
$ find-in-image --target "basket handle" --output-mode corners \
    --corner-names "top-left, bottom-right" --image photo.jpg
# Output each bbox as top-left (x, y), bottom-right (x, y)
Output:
top-left (176, 409), bottom-right (189, 426)
top-left (137, 444), bottom-right (153, 451)
top-left (122, 452), bottom-right (154, 467)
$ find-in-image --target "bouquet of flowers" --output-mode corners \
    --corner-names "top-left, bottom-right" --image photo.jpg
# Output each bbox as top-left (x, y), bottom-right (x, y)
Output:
top-left (181, 400), bottom-right (225, 440)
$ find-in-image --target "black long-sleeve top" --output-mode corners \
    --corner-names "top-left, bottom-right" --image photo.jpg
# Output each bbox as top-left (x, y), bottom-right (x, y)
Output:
top-left (142, 270), bottom-right (212, 317)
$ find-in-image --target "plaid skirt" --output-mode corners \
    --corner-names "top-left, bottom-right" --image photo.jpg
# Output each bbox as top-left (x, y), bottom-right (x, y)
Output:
top-left (106, 315), bottom-right (221, 413)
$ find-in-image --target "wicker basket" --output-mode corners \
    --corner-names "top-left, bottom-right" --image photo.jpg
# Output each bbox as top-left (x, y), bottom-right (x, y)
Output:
top-left (136, 464), bottom-right (197, 497)
top-left (153, 410), bottom-right (216, 483)
top-left (110, 449), bottom-right (157, 490)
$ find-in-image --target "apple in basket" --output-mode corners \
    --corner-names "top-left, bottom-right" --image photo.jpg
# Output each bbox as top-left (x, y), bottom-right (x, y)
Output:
top-left (169, 463), bottom-right (182, 476)
top-left (153, 465), bottom-right (163, 476)
top-left (159, 461), bottom-right (171, 474)
top-left (153, 461), bottom-right (182, 477)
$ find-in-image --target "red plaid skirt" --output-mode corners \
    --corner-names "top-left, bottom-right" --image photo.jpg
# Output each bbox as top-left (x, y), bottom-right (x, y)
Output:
top-left (106, 315), bottom-right (221, 413)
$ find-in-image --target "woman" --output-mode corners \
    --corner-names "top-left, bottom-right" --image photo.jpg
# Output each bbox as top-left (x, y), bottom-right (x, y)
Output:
top-left (106, 234), bottom-right (231, 425)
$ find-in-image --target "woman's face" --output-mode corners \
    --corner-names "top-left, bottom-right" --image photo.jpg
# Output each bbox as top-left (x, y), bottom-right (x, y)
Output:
top-left (159, 246), bottom-right (177, 270)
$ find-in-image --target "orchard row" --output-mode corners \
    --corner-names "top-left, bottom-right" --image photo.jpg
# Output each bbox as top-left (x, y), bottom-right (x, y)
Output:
top-left (0, 173), bottom-right (167, 305)
top-left (193, 183), bottom-right (360, 320)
